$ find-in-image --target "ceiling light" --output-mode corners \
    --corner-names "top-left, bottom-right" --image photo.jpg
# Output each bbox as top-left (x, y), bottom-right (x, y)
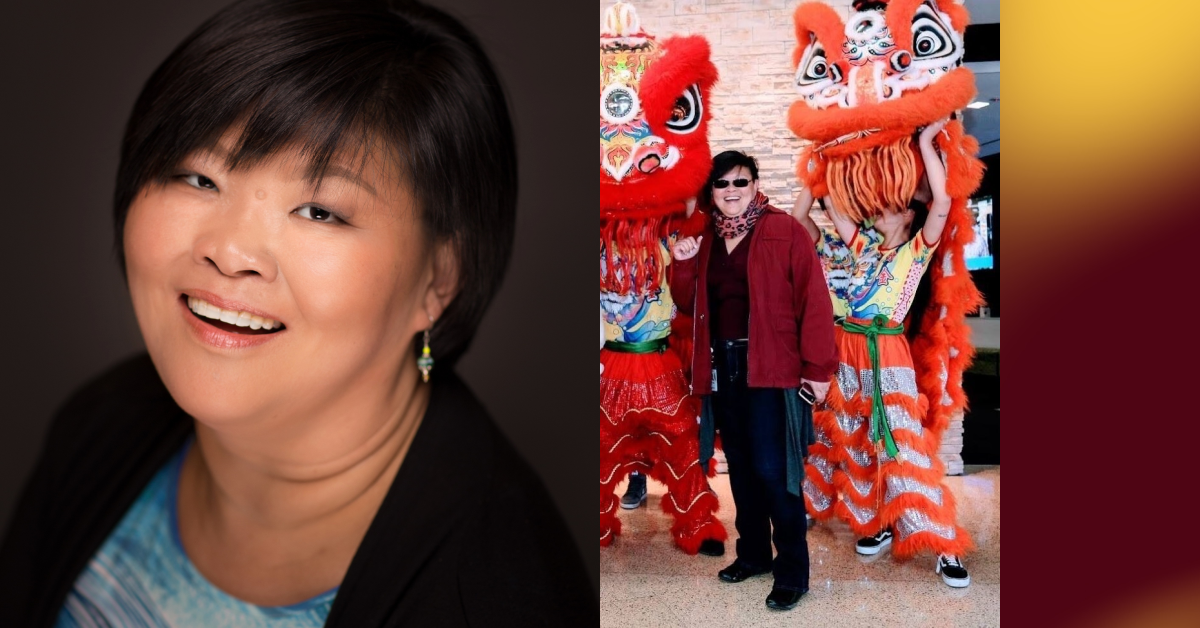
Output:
top-left (967, 101), bottom-right (990, 109)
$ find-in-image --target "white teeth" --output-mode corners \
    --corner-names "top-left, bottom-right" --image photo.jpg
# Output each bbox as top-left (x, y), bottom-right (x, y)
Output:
top-left (186, 296), bottom-right (281, 331)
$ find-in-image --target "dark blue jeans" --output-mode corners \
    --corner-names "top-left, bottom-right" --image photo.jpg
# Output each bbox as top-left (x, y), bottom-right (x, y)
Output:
top-left (712, 340), bottom-right (810, 592)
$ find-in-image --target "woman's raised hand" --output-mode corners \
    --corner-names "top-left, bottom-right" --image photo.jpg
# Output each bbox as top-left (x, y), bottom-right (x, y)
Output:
top-left (672, 236), bottom-right (702, 261)
top-left (920, 117), bottom-right (949, 143)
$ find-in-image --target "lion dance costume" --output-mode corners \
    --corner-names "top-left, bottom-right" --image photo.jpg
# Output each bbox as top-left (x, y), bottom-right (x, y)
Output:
top-left (599, 2), bottom-right (726, 554)
top-left (788, 0), bottom-right (984, 560)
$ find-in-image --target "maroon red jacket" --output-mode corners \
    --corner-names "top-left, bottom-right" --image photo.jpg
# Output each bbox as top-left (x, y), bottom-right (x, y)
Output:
top-left (670, 207), bottom-right (837, 395)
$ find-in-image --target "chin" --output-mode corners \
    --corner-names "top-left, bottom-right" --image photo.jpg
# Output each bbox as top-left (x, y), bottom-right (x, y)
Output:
top-left (150, 349), bottom-right (287, 426)
top-left (716, 204), bottom-right (746, 218)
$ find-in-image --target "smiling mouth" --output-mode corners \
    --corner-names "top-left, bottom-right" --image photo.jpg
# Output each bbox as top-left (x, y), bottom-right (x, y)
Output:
top-left (182, 295), bottom-right (285, 335)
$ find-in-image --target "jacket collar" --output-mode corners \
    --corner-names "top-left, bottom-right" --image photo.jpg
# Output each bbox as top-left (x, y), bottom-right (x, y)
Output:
top-left (325, 370), bottom-right (494, 625)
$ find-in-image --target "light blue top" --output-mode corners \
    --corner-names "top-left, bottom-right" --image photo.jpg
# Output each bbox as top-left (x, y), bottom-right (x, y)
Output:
top-left (55, 442), bottom-right (337, 627)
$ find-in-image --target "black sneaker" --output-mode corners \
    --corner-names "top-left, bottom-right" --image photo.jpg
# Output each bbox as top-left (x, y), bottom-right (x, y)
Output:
top-left (937, 554), bottom-right (971, 588)
top-left (855, 528), bottom-right (893, 556)
top-left (620, 472), bottom-right (647, 509)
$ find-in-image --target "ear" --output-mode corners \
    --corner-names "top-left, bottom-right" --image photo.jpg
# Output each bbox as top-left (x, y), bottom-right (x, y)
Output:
top-left (421, 238), bottom-right (460, 326)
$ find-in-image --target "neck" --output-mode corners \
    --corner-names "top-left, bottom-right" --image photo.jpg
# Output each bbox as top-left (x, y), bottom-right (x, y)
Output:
top-left (179, 357), bottom-right (428, 563)
top-left (880, 224), bottom-right (911, 249)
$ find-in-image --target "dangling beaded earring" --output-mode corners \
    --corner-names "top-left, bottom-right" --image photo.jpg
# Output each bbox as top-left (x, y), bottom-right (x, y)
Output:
top-left (418, 319), bottom-right (435, 383)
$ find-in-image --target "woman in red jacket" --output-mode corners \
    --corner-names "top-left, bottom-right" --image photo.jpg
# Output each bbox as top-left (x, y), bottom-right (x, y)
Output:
top-left (670, 151), bottom-right (837, 612)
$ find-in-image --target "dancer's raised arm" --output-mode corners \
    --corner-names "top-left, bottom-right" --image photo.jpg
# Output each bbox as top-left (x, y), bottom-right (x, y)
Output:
top-left (823, 195), bottom-right (859, 245)
top-left (792, 185), bottom-right (819, 242)
top-left (919, 118), bottom-right (953, 245)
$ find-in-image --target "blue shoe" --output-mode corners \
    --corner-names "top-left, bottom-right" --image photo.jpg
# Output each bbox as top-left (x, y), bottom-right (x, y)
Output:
top-left (620, 473), bottom-right (647, 509)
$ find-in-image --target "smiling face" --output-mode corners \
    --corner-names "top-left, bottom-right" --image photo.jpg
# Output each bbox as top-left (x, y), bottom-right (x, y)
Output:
top-left (124, 141), bottom-right (439, 426)
top-left (711, 166), bottom-right (759, 219)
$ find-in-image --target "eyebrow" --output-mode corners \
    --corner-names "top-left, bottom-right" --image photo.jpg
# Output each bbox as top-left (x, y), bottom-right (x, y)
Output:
top-left (189, 146), bottom-right (378, 197)
top-left (314, 164), bottom-right (378, 197)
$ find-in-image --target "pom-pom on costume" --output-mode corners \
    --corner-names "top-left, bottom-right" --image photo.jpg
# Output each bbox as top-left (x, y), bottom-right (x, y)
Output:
top-left (787, 0), bottom-right (984, 560)
top-left (599, 2), bottom-right (726, 554)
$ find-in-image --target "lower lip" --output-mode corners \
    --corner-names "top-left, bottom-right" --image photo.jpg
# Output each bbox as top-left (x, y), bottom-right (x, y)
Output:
top-left (179, 296), bottom-right (285, 350)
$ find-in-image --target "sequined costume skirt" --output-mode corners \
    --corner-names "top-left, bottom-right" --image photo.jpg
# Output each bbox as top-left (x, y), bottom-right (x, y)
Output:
top-left (803, 322), bottom-right (974, 558)
top-left (599, 347), bottom-right (690, 425)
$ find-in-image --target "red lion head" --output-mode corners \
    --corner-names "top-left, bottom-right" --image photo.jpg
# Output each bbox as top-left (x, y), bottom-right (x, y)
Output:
top-left (599, 3), bottom-right (718, 297)
top-left (599, 2), bottom-right (718, 220)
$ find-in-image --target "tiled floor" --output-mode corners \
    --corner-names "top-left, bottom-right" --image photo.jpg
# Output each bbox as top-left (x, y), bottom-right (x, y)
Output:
top-left (600, 467), bottom-right (1001, 627)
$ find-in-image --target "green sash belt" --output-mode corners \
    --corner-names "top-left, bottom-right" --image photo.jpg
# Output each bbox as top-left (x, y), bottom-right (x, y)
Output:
top-left (839, 315), bottom-right (905, 460)
top-left (604, 338), bottom-right (669, 354)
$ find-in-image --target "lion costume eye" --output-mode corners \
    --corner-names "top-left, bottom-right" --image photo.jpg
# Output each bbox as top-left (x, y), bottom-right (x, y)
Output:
top-left (665, 84), bottom-right (702, 134)
top-left (797, 42), bottom-right (840, 87)
top-left (601, 83), bottom-right (639, 125)
top-left (910, 3), bottom-right (956, 61)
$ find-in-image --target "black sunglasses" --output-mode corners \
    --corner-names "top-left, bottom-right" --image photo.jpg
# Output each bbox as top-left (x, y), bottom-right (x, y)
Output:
top-left (712, 178), bottom-right (751, 189)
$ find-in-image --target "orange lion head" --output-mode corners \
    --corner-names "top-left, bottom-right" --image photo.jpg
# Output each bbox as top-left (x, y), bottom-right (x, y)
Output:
top-left (789, 0), bottom-right (976, 222)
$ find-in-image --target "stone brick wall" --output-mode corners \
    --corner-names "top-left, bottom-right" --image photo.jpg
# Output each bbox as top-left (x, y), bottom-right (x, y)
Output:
top-left (600, 0), bottom-right (855, 213)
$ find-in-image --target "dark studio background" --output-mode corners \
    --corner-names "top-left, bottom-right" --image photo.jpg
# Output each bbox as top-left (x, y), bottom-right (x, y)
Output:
top-left (0, 0), bottom-right (598, 595)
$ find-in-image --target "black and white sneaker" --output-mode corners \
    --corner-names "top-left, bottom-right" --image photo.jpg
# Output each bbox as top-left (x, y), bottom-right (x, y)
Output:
top-left (620, 472), bottom-right (647, 509)
top-left (936, 554), bottom-right (971, 588)
top-left (855, 529), bottom-right (893, 556)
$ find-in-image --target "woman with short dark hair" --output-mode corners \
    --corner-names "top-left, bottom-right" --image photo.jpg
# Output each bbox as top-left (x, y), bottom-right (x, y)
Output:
top-left (670, 150), bottom-right (837, 612)
top-left (0, 1), bottom-right (593, 625)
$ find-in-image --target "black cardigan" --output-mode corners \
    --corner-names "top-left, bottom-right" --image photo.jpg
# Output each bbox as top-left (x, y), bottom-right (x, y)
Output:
top-left (0, 354), bottom-right (596, 626)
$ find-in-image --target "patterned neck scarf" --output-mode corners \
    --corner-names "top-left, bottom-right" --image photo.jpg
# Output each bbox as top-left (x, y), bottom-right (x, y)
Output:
top-left (713, 192), bottom-right (768, 239)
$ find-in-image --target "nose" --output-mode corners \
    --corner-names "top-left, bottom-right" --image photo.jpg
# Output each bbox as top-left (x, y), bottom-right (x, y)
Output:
top-left (192, 196), bottom-right (278, 282)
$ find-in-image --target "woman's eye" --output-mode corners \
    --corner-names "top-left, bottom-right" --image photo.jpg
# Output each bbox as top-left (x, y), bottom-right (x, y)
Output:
top-left (295, 205), bottom-right (338, 223)
top-left (183, 174), bottom-right (217, 190)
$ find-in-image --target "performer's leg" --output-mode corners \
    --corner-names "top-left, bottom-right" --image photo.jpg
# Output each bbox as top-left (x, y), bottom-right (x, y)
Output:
top-left (828, 363), bottom-right (884, 538)
top-left (803, 407), bottom-right (840, 522)
top-left (599, 411), bottom-right (624, 547)
top-left (831, 409), bottom-right (884, 537)
top-left (741, 387), bottom-right (809, 593)
top-left (877, 399), bottom-right (975, 560)
top-left (648, 396), bottom-right (727, 555)
top-left (712, 364), bottom-right (772, 570)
